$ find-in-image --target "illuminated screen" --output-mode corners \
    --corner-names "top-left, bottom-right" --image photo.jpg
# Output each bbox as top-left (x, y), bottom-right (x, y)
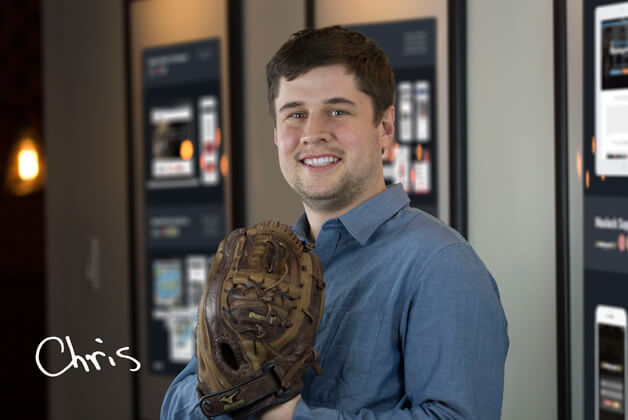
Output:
top-left (598, 324), bottom-right (625, 420)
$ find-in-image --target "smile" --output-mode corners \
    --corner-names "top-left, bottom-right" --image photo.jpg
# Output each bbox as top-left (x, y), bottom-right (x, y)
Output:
top-left (302, 156), bottom-right (340, 167)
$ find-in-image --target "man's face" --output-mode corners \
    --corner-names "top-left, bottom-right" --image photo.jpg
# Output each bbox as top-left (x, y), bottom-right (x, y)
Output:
top-left (273, 64), bottom-right (394, 213)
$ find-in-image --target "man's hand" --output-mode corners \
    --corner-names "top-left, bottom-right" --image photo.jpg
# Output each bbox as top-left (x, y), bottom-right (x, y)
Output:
top-left (259, 395), bottom-right (301, 420)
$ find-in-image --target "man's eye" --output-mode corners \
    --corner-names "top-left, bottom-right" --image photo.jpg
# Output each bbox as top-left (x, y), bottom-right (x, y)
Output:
top-left (330, 109), bottom-right (346, 116)
top-left (290, 112), bottom-right (306, 119)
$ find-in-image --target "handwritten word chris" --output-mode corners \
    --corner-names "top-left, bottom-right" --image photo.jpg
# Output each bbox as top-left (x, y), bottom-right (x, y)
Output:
top-left (35, 336), bottom-right (141, 377)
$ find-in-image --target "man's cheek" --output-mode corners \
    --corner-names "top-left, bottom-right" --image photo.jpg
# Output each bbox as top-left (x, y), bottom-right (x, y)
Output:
top-left (276, 133), bottom-right (301, 153)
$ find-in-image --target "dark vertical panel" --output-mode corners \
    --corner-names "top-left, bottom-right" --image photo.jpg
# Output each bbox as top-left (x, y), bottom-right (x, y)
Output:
top-left (448, 0), bottom-right (467, 238)
top-left (229, 0), bottom-right (245, 228)
top-left (306, 0), bottom-right (314, 28)
top-left (0, 0), bottom-right (45, 418)
top-left (122, 0), bottom-right (140, 418)
top-left (554, 0), bottom-right (571, 419)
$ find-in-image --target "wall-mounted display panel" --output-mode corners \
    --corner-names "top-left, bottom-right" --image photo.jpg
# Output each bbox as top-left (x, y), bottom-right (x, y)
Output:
top-left (313, 0), bottom-right (464, 227)
top-left (584, 3), bottom-right (628, 418)
top-left (143, 38), bottom-right (226, 375)
top-left (128, 1), bottom-right (230, 418)
top-left (562, 1), bottom-right (628, 419)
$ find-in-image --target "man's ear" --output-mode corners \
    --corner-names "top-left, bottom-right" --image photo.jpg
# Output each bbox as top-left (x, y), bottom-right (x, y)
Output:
top-left (379, 105), bottom-right (395, 149)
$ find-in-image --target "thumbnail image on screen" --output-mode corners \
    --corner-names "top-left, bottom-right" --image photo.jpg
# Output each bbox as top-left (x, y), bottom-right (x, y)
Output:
top-left (384, 79), bottom-right (432, 195)
top-left (152, 258), bottom-right (183, 307)
top-left (596, 3), bottom-right (628, 176)
top-left (595, 305), bottom-right (627, 420)
top-left (150, 104), bottom-right (195, 180)
top-left (598, 323), bottom-right (626, 420)
top-left (602, 20), bottom-right (628, 90)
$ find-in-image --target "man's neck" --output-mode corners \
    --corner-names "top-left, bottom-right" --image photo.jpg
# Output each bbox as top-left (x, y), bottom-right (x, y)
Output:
top-left (303, 205), bottom-right (346, 243)
top-left (303, 184), bottom-right (387, 242)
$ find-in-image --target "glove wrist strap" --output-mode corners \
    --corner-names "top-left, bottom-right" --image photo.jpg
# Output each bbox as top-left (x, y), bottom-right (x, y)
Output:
top-left (199, 362), bottom-right (283, 418)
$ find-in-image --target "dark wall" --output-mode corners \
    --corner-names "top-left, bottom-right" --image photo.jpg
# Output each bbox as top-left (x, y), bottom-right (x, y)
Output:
top-left (0, 0), bottom-right (45, 418)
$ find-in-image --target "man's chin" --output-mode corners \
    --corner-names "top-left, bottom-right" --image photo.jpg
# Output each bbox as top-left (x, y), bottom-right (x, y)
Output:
top-left (299, 191), bottom-right (355, 213)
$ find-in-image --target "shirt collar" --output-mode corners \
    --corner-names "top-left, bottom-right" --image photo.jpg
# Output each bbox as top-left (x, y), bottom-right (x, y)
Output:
top-left (293, 212), bottom-right (311, 243)
top-left (293, 184), bottom-right (409, 246)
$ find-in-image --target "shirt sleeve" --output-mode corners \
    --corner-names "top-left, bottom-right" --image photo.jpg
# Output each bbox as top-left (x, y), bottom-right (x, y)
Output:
top-left (160, 355), bottom-right (205, 420)
top-left (293, 242), bottom-right (509, 420)
top-left (160, 355), bottom-right (232, 420)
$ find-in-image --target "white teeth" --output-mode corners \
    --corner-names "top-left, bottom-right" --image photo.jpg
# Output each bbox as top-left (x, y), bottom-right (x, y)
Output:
top-left (303, 156), bottom-right (339, 167)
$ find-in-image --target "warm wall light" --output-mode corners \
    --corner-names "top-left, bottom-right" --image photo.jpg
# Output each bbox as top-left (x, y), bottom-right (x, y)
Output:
top-left (220, 154), bottom-right (229, 177)
top-left (18, 148), bottom-right (39, 180)
top-left (179, 139), bottom-right (194, 160)
top-left (215, 128), bottom-right (221, 147)
top-left (416, 144), bottom-right (423, 161)
top-left (6, 136), bottom-right (45, 196)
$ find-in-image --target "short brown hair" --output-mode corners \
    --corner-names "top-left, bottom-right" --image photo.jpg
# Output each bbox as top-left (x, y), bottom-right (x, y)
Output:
top-left (266, 25), bottom-right (395, 124)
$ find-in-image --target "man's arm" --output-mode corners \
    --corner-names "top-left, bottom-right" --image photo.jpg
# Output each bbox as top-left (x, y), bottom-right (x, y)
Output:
top-left (161, 355), bottom-right (207, 420)
top-left (161, 355), bottom-right (231, 420)
top-left (262, 243), bottom-right (509, 420)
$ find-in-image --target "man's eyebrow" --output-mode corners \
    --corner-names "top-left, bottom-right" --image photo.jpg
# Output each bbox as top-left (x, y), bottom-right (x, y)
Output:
top-left (278, 101), bottom-right (303, 113)
top-left (278, 97), bottom-right (357, 113)
top-left (325, 97), bottom-right (356, 106)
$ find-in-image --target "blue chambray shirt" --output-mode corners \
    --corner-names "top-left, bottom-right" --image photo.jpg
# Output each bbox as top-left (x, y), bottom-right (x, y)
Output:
top-left (161, 184), bottom-right (509, 420)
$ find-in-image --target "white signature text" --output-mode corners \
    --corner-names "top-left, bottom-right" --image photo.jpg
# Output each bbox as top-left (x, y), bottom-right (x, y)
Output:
top-left (35, 336), bottom-right (141, 377)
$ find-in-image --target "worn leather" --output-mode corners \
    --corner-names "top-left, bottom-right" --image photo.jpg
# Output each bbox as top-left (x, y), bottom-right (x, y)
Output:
top-left (196, 221), bottom-right (325, 419)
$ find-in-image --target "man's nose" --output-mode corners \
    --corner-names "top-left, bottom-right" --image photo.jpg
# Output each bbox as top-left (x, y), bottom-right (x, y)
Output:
top-left (300, 114), bottom-right (330, 145)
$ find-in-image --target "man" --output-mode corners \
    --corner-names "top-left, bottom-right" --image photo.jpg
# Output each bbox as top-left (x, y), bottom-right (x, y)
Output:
top-left (161, 26), bottom-right (509, 420)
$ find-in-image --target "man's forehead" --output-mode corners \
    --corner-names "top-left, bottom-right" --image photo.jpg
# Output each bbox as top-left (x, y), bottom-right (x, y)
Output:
top-left (280, 63), bottom-right (353, 84)
top-left (275, 65), bottom-right (360, 105)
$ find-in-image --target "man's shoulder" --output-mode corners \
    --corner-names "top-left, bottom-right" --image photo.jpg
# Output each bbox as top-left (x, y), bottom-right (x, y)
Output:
top-left (376, 205), bottom-right (467, 252)
top-left (382, 207), bottom-right (502, 307)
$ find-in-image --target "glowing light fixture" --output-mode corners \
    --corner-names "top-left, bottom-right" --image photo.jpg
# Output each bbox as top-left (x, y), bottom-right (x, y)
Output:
top-left (18, 148), bottom-right (39, 180)
top-left (215, 128), bottom-right (221, 147)
top-left (179, 139), bottom-right (194, 160)
top-left (6, 136), bottom-right (45, 196)
top-left (416, 144), bottom-right (423, 161)
top-left (220, 154), bottom-right (229, 177)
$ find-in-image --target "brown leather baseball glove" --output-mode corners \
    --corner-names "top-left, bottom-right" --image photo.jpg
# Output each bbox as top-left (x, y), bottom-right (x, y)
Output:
top-left (196, 221), bottom-right (325, 419)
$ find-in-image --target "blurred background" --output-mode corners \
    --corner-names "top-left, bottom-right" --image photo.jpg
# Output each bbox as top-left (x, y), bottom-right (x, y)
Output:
top-left (0, 0), bottom-right (46, 419)
top-left (0, 0), bottom-right (589, 419)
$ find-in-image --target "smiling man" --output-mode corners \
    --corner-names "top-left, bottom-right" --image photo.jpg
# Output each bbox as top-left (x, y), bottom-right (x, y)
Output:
top-left (272, 63), bottom-right (395, 241)
top-left (161, 26), bottom-right (509, 420)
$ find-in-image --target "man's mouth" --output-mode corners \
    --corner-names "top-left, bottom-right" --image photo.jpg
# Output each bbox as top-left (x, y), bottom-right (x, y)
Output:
top-left (301, 156), bottom-right (340, 167)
